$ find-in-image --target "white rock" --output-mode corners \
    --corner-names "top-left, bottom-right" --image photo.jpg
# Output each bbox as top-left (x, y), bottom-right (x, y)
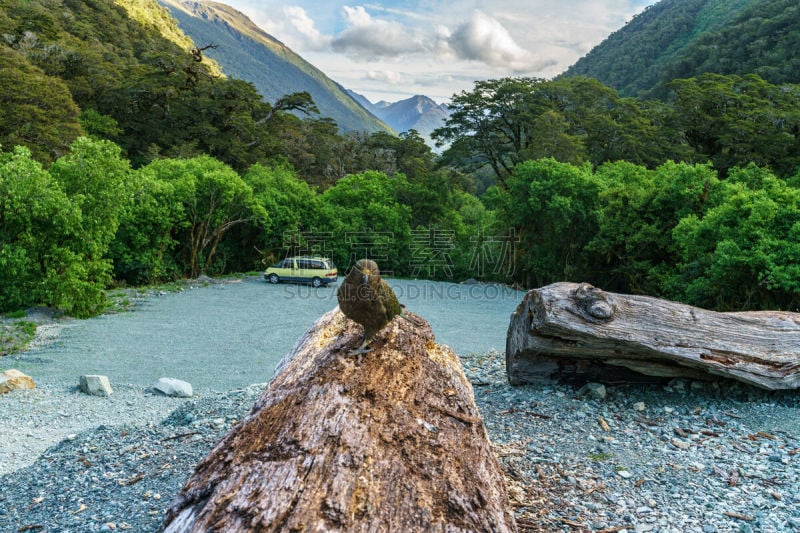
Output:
top-left (633, 402), bottom-right (646, 411)
top-left (152, 377), bottom-right (193, 398)
top-left (79, 375), bottom-right (113, 397)
top-left (0, 369), bottom-right (35, 394)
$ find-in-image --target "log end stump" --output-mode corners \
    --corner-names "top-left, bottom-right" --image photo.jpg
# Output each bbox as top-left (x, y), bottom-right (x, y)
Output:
top-left (507, 282), bottom-right (800, 390)
top-left (163, 307), bottom-right (517, 533)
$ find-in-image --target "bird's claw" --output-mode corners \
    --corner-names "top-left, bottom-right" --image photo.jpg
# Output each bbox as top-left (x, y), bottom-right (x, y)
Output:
top-left (348, 346), bottom-right (373, 356)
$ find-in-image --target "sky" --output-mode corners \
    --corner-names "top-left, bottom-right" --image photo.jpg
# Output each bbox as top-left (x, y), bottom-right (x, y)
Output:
top-left (219, 0), bottom-right (657, 104)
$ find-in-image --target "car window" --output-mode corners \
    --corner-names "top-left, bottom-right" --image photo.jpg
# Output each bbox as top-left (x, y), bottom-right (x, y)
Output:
top-left (297, 259), bottom-right (310, 269)
top-left (281, 258), bottom-right (294, 268)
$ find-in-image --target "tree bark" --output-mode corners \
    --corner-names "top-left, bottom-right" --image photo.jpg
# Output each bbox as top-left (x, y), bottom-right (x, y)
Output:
top-left (507, 282), bottom-right (800, 390)
top-left (163, 307), bottom-right (517, 533)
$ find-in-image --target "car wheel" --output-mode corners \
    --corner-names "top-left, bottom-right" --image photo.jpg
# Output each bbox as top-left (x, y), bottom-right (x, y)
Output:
top-left (268, 274), bottom-right (279, 284)
top-left (311, 277), bottom-right (322, 288)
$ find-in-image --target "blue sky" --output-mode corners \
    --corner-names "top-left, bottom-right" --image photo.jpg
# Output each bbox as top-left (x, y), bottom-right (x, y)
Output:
top-left (220, 0), bottom-right (657, 103)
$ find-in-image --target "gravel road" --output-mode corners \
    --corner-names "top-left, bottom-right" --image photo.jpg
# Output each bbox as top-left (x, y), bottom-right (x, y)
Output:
top-left (3, 277), bottom-right (521, 390)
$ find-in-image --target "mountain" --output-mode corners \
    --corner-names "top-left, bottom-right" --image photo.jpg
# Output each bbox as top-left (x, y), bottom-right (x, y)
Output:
top-left (157, 0), bottom-right (392, 133)
top-left (348, 91), bottom-right (377, 112)
top-left (563, 0), bottom-right (800, 98)
top-left (350, 93), bottom-right (451, 145)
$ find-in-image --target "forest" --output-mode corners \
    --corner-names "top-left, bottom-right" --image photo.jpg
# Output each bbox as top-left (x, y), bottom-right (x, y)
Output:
top-left (1, 0), bottom-right (799, 316)
top-left (563, 0), bottom-right (800, 98)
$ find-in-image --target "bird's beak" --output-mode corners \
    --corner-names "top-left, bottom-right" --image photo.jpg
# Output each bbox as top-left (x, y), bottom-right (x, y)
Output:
top-left (361, 269), bottom-right (371, 286)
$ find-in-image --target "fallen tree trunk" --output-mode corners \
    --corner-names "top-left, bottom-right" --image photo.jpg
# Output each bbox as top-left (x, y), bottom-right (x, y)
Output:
top-left (507, 282), bottom-right (800, 390)
top-left (163, 307), bottom-right (516, 532)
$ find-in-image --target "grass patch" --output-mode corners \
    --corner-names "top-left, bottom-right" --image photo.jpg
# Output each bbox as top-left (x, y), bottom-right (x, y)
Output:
top-left (4, 309), bottom-right (26, 319)
top-left (17, 321), bottom-right (37, 336)
top-left (158, 281), bottom-right (187, 292)
top-left (587, 452), bottom-right (613, 462)
top-left (0, 320), bottom-right (38, 356)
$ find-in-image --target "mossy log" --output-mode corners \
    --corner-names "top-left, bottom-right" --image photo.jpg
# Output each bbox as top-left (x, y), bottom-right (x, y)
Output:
top-left (507, 282), bottom-right (800, 390)
top-left (163, 307), bottom-right (517, 532)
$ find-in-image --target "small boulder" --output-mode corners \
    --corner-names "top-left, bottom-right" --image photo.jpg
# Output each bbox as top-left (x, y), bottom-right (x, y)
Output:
top-left (578, 382), bottom-right (607, 400)
top-left (152, 377), bottom-right (193, 398)
top-left (79, 375), bottom-right (113, 397)
top-left (0, 369), bottom-right (35, 394)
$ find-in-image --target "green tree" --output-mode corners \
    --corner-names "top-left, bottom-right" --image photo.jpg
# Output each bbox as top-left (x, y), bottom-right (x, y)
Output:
top-left (47, 138), bottom-right (134, 314)
top-left (49, 137), bottom-right (133, 255)
top-left (441, 190), bottom-right (496, 281)
top-left (433, 77), bottom-right (550, 183)
top-left (0, 46), bottom-right (83, 163)
top-left (586, 161), bottom-right (720, 295)
top-left (521, 109), bottom-right (586, 164)
top-left (552, 77), bottom-right (667, 166)
top-left (0, 142), bottom-right (130, 316)
top-left (241, 163), bottom-right (320, 268)
top-left (433, 77), bottom-right (679, 185)
top-left (109, 169), bottom-right (185, 285)
top-left (79, 109), bottom-right (122, 141)
top-left (672, 165), bottom-right (800, 310)
top-left (365, 130), bottom-right (436, 181)
top-left (668, 73), bottom-right (800, 177)
top-left (142, 156), bottom-right (268, 277)
top-left (319, 171), bottom-right (412, 275)
top-left (496, 159), bottom-right (600, 287)
top-left (0, 146), bottom-right (80, 312)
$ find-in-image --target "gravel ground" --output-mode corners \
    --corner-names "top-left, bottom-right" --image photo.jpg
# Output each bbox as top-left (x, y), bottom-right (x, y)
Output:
top-left (0, 384), bottom-right (265, 532)
top-left (0, 384), bottom-right (195, 476)
top-left (1, 350), bottom-right (798, 532)
top-left (1, 280), bottom-right (798, 532)
top-left (464, 352), bottom-right (800, 532)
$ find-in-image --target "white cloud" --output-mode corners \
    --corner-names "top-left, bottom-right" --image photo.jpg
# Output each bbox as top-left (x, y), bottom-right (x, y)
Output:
top-left (283, 6), bottom-right (331, 50)
top-left (331, 6), bottom-right (433, 59)
top-left (448, 10), bottom-right (547, 71)
top-left (365, 70), bottom-right (403, 84)
top-left (219, 0), bottom-right (658, 102)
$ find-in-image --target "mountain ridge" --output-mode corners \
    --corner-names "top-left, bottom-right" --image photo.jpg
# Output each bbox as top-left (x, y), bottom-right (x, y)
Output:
top-left (158, 0), bottom-right (393, 133)
top-left (350, 92), bottom-right (451, 146)
top-left (562, 0), bottom-right (800, 97)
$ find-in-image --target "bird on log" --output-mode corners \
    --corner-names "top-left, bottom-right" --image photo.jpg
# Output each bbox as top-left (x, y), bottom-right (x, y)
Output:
top-left (337, 258), bottom-right (407, 354)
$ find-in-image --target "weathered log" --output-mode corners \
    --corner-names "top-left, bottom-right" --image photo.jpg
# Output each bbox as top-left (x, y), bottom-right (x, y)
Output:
top-left (507, 282), bottom-right (800, 390)
top-left (163, 307), bottom-right (516, 532)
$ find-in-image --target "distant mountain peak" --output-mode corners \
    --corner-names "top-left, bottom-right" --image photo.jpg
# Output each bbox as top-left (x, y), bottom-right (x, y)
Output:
top-left (349, 91), bottom-right (451, 148)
